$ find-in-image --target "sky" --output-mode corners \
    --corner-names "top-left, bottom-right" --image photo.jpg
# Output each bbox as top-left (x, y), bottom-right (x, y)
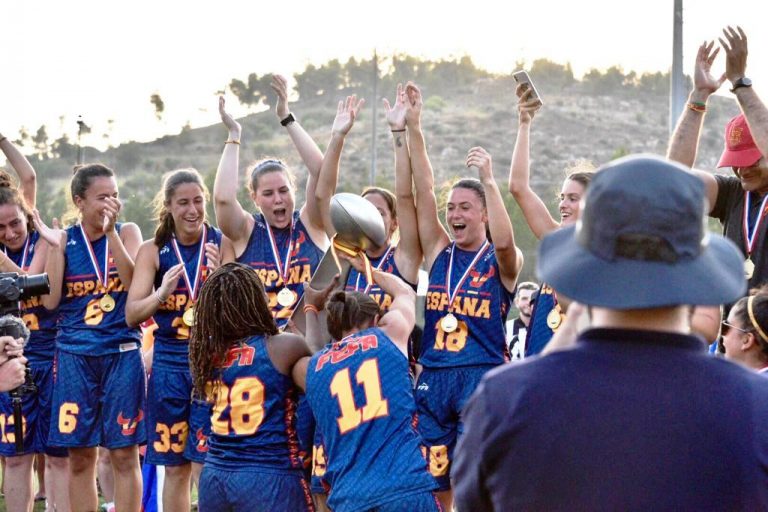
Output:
top-left (2, 0), bottom-right (766, 150)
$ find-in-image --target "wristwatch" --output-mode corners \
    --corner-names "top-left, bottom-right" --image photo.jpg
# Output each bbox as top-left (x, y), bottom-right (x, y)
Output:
top-left (731, 77), bottom-right (753, 93)
top-left (280, 113), bottom-right (296, 127)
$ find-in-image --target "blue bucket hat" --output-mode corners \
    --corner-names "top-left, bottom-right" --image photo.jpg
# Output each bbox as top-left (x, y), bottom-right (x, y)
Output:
top-left (537, 155), bottom-right (746, 309)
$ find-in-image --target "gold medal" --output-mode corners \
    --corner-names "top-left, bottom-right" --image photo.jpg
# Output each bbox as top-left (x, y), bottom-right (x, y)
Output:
top-left (99, 294), bottom-right (116, 313)
top-left (745, 257), bottom-right (755, 279)
top-left (546, 308), bottom-right (563, 331)
top-left (277, 287), bottom-right (296, 308)
top-left (183, 307), bottom-right (195, 327)
top-left (440, 313), bottom-right (458, 333)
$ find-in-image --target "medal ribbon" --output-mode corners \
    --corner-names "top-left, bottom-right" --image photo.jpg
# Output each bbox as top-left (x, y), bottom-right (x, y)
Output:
top-left (743, 192), bottom-right (768, 258)
top-left (171, 224), bottom-right (207, 303)
top-left (445, 241), bottom-right (490, 313)
top-left (79, 224), bottom-right (109, 292)
top-left (355, 245), bottom-right (392, 294)
top-left (265, 216), bottom-right (296, 287)
top-left (3, 236), bottom-right (31, 270)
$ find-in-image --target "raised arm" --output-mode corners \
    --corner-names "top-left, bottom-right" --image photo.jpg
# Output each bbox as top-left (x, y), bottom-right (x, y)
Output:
top-left (271, 75), bottom-right (324, 175)
top-left (667, 41), bottom-right (722, 209)
top-left (103, 197), bottom-right (141, 288)
top-left (508, 86), bottom-right (559, 239)
top-left (213, 97), bottom-right (252, 243)
top-left (405, 82), bottom-right (450, 270)
top-left (32, 211), bottom-right (65, 310)
top-left (469, 147), bottom-right (523, 292)
top-left (311, 96), bottom-right (366, 239)
top-left (302, 275), bottom-right (340, 353)
top-left (0, 135), bottom-right (36, 208)
top-left (385, 84), bottom-right (422, 283)
top-left (721, 26), bottom-right (768, 159)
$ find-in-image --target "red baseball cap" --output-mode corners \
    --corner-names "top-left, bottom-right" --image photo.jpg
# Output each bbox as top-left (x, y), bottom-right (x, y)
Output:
top-left (717, 114), bottom-right (764, 168)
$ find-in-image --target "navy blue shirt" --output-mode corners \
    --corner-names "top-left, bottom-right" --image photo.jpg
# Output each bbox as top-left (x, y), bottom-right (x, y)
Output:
top-left (454, 328), bottom-right (768, 511)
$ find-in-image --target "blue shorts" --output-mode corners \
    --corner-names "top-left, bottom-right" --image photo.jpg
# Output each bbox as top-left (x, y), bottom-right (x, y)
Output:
top-left (367, 490), bottom-right (443, 512)
top-left (145, 366), bottom-right (211, 465)
top-left (414, 365), bottom-right (494, 491)
top-left (49, 349), bottom-right (147, 449)
top-left (199, 465), bottom-right (314, 512)
top-left (0, 361), bottom-right (67, 457)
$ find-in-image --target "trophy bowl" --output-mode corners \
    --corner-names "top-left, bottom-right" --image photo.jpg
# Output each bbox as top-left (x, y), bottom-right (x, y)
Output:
top-left (330, 193), bottom-right (387, 251)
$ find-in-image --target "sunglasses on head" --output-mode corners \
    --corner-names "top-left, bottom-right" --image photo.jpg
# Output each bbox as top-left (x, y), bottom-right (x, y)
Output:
top-left (721, 321), bottom-right (749, 336)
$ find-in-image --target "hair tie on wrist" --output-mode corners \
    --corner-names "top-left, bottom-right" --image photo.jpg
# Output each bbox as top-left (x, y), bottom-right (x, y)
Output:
top-left (224, 139), bottom-right (241, 145)
top-left (391, 129), bottom-right (406, 133)
top-left (304, 304), bottom-right (319, 314)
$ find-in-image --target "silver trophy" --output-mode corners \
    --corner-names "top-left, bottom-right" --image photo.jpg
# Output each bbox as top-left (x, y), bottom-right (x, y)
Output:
top-left (291, 193), bottom-right (386, 337)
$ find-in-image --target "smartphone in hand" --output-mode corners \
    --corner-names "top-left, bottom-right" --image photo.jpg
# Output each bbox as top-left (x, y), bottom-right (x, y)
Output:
top-left (512, 70), bottom-right (543, 105)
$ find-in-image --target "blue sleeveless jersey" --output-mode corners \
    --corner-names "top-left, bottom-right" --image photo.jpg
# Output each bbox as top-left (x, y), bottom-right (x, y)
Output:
top-left (2, 232), bottom-right (57, 364)
top-left (56, 224), bottom-right (141, 356)
top-left (344, 245), bottom-right (416, 313)
top-left (420, 243), bottom-right (513, 368)
top-left (525, 283), bottom-right (558, 357)
top-left (153, 226), bottom-right (222, 370)
top-left (204, 335), bottom-right (304, 471)
top-left (236, 211), bottom-right (323, 329)
top-left (306, 327), bottom-right (436, 512)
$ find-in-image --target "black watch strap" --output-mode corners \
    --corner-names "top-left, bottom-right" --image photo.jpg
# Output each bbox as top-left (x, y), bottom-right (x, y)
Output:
top-left (280, 113), bottom-right (296, 126)
top-left (731, 77), bottom-right (753, 93)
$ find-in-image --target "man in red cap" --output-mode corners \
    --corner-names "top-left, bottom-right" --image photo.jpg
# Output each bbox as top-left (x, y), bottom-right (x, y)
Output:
top-left (668, 26), bottom-right (768, 288)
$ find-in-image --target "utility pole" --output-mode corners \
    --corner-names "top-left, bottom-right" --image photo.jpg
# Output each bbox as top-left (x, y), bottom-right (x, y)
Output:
top-left (670, 0), bottom-right (685, 135)
top-left (76, 115), bottom-right (86, 165)
top-left (370, 50), bottom-right (379, 186)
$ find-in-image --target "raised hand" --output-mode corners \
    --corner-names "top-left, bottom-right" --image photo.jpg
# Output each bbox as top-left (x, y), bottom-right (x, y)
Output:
top-left (404, 82), bottom-right (423, 127)
top-left (101, 196), bottom-right (121, 234)
top-left (303, 274), bottom-right (340, 309)
top-left (157, 263), bottom-right (185, 301)
top-left (693, 40), bottom-right (725, 96)
top-left (383, 83), bottom-right (408, 130)
top-left (271, 74), bottom-right (291, 120)
top-left (467, 147), bottom-right (493, 183)
top-left (205, 243), bottom-right (221, 272)
top-left (719, 26), bottom-right (748, 83)
top-left (517, 83), bottom-right (542, 124)
top-left (332, 95), bottom-right (366, 136)
top-left (31, 210), bottom-right (64, 248)
top-left (218, 97), bottom-right (242, 139)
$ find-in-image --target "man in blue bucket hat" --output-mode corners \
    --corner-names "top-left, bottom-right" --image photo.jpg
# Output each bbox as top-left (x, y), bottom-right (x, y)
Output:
top-left (454, 155), bottom-right (768, 511)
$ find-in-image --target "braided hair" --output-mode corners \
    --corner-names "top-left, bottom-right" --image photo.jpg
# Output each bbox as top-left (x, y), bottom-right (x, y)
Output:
top-left (190, 262), bottom-right (278, 397)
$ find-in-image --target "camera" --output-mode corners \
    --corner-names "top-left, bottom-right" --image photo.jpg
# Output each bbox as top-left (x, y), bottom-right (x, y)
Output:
top-left (0, 272), bottom-right (50, 452)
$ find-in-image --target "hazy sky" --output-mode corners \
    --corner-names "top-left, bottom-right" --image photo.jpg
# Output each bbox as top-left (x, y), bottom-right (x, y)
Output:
top-left (2, 0), bottom-right (765, 149)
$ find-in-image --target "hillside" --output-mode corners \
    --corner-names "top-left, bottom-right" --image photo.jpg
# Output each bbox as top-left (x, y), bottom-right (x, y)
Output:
top-left (26, 75), bottom-right (741, 283)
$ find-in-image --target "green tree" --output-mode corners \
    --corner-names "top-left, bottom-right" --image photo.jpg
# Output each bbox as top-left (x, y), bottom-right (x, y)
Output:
top-left (32, 125), bottom-right (49, 160)
top-left (150, 93), bottom-right (165, 120)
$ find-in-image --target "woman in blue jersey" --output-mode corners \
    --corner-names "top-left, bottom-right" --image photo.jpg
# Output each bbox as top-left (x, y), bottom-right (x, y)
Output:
top-left (125, 169), bottom-right (221, 512)
top-left (272, 77), bottom-right (422, 308)
top-left (189, 262), bottom-right (318, 512)
top-left (214, 94), bottom-right (361, 328)
top-left (404, 82), bottom-right (523, 511)
top-left (35, 163), bottom-right (144, 512)
top-left (300, 253), bottom-right (440, 512)
top-left (0, 135), bottom-right (70, 512)
top-left (507, 83), bottom-right (594, 355)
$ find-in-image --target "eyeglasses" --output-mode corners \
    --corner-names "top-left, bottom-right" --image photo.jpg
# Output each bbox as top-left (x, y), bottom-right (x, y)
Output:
top-left (721, 321), bottom-right (749, 336)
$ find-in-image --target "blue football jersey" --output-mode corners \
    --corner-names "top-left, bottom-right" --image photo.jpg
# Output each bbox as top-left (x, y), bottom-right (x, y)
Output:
top-left (306, 327), bottom-right (436, 512)
top-left (420, 242), bottom-right (513, 368)
top-left (56, 224), bottom-right (141, 355)
top-left (525, 283), bottom-right (558, 357)
top-left (204, 335), bottom-right (304, 472)
top-left (344, 245), bottom-right (416, 313)
top-left (2, 231), bottom-right (57, 364)
top-left (236, 211), bottom-right (323, 329)
top-left (153, 225), bottom-right (222, 370)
